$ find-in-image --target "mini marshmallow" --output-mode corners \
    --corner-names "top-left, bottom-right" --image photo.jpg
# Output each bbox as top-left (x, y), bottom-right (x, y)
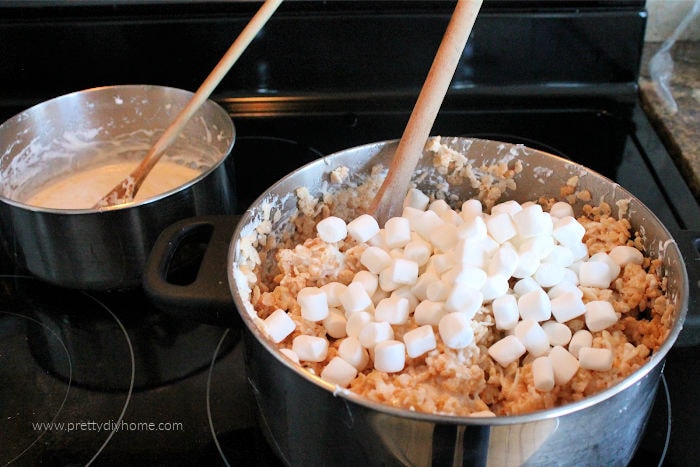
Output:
top-left (403, 325), bottom-right (437, 358)
top-left (387, 258), bottom-right (419, 286)
top-left (384, 216), bottom-right (412, 249)
top-left (375, 296), bottom-right (410, 324)
top-left (426, 280), bottom-right (451, 301)
top-left (429, 199), bottom-right (452, 215)
top-left (323, 308), bottom-right (348, 339)
top-left (427, 253), bottom-right (454, 275)
top-left (552, 216), bottom-right (586, 247)
top-left (378, 266), bottom-right (400, 292)
top-left (491, 199), bottom-right (523, 217)
top-left (292, 335), bottom-right (329, 362)
top-left (549, 201), bottom-right (574, 219)
top-left (347, 214), bottom-right (380, 242)
top-left (438, 312), bottom-right (475, 349)
top-left (456, 237), bottom-right (490, 269)
top-left (488, 242), bottom-right (519, 277)
top-left (279, 348), bottom-right (300, 364)
top-left (340, 281), bottom-right (374, 313)
top-left (361, 246), bottom-right (393, 274)
top-left (541, 320), bottom-right (573, 347)
top-left (321, 356), bottom-right (358, 387)
top-left (547, 280), bottom-right (581, 300)
top-left (518, 288), bottom-right (552, 322)
top-left (492, 294), bottom-right (519, 330)
top-left (550, 291), bottom-right (586, 323)
top-left (414, 300), bottom-right (447, 326)
top-left (568, 329), bottom-right (593, 358)
top-left (533, 262), bottom-right (566, 288)
top-left (359, 321), bottom-right (394, 349)
top-left (374, 340), bottom-right (406, 373)
top-left (401, 205), bottom-right (424, 225)
top-left (345, 311), bottom-right (372, 338)
top-left (544, 244), bottom-right (575, 267)
top-left (297, 287), bottom-right (329, 322)
top-left (391, 286), bottom-right (419, 313)
top-left (352, 270), bottom-right (379, 297)
top-left (568, 242), bottom-right (589, 262)
top-left (561, 267), bottom-right (580, 285)
top-left (430, 223), bottom-right (460, 252)
top-left (519, 235), bottom-right (555, 260)
top-left (411, 271), bottom-right (439, 301)
top-left (439, 208), bottom-right (463, 226)
top-left (578, 261), bottom-right (614, 288)
top-left (403, 188), bottom-right (430, 211)
top-left (514, 319), bottom-right (550, 356)
top-left (321, 282), bottom-right (347, 307)
top-left (263, 309), bottom-right (296, 343)
top-left (488, 335), bottom-right (527, 367)
top-left (457, 215), bottom-right (488, 240)
top-left (589, 252), bottom-right (621, 282)
top-left (338, 336), bottom-right (369, 370)
top-left (403, 237), bottom-right (433, 266)
top-left (444, 265), bottom-right (487, 289)
top-left (513, 277), bottom-right (541, 297)
top-left (512, 250), bottom-right (540, 279)
top-left (486, 212), bottom-right (517, 244)
top-left (461, 199), bottom-right (483, 220)
top-left (609, 245), bottom-right (644, 267)
top-left (584, 300), bottom-right (618, 332)
top-left (367, 231), bottom-right (389, 249)
top-left (444, 286), bottom-right (483, 318)
top-left (412, 209), bottom-right (445, 240)
top-left (578, 347), bottom-right (614, 371)
top-left (481, 274), bottom-right (509, 302)
top-left (549, 345), bottom-right (579, 385)
top-left (316, 216), bottom-right (347, 243)
top-left (469, 410), bottom-right (497, 418)
top-left (532, 356), bottom-right (555, 392)
top-left (513, 204), bottom-right (552, 239)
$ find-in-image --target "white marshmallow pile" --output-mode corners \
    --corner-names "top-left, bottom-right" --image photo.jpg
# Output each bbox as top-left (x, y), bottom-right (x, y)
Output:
top-left (262, 189), bottom-right (638, 391)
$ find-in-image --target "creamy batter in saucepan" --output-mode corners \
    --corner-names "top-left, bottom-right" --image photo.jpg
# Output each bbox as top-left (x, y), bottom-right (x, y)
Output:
top-left (25, 160), bottom-right (202, 209)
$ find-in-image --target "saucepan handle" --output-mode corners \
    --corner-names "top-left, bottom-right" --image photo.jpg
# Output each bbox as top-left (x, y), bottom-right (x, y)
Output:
top-left (143, 215), bottom-right (241, 327)
top-left (672, 229), bottom-right (700, 346)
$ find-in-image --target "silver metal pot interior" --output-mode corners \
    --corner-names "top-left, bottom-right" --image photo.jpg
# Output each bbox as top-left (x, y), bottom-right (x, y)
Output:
top-left (229, 137), bottom-right (688, 465)
top-left (0, 84), bottom-right (234, 210)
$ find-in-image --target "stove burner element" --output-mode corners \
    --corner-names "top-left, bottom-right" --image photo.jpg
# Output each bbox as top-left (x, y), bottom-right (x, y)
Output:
top-left (0, 276), bottom-right (134, 466)
top-left (205, 328), bottom-right (281, 466)
top-left (1, 307), bottom-right (71, 464)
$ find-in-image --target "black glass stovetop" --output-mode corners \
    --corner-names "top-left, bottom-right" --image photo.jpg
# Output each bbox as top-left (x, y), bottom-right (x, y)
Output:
top-left (1, 102), bottom-right (698, 466)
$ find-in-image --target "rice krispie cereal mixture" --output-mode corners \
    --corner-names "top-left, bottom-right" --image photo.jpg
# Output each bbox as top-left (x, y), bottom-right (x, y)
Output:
top-left (239, 137), bottom-right (674, 417)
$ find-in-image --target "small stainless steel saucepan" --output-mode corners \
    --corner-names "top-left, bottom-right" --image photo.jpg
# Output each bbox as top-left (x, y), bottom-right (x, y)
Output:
top-left (0, 85), bottom-right (236, 290)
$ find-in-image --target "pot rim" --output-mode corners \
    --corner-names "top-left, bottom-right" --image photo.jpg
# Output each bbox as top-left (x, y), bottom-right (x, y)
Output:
top-left (229, 137), bottom-right (689, 426)
top-left (0, 84), bottom-right (236, 214)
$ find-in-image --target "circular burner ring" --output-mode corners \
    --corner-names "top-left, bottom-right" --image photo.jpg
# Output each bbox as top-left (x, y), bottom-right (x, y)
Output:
top-left (0, 275), bottom-right (135, 465)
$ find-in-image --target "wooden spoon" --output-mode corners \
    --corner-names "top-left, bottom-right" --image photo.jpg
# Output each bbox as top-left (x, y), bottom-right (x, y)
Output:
top-left (368, 0), bottom-right (482, 225)
top-left (94, 0), bottom-right (283, 208)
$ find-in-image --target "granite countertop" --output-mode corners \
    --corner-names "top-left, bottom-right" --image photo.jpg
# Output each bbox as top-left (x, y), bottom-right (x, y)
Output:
top-left (639, 41), bottom-right (700, 200)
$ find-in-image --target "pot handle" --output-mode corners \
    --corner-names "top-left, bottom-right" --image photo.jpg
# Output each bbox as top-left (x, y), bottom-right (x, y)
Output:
top-left (672, 229), bottom-right (700, 346)
top-left (143, 214), bottom-right (241, 327)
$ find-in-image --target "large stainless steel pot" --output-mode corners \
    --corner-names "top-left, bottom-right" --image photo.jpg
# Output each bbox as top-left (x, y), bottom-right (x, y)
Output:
top-left (0, 85), bottom-right (235, 290)
top-left (147, 137), bottom-right (690, 465)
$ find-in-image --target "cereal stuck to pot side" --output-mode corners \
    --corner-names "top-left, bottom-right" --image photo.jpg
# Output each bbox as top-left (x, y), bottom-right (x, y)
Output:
top-left (238, 137), bottom-right (673, 417)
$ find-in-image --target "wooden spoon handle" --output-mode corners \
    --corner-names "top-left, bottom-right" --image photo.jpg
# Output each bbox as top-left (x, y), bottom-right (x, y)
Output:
top-left (131, 0), bottom-right (284, 190)
top-left (368, 0), bottom-right (482, 225)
